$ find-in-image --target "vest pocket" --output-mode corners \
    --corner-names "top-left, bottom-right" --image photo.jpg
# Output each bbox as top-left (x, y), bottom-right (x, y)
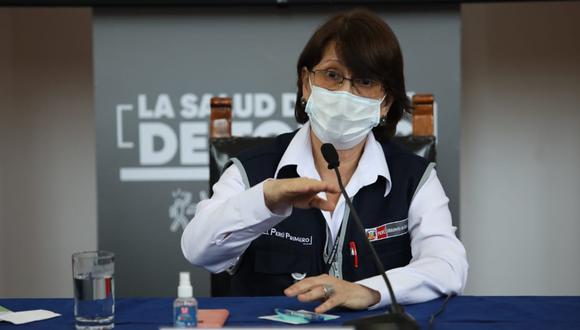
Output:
top-left (253, 249), bottom-right (313, 275)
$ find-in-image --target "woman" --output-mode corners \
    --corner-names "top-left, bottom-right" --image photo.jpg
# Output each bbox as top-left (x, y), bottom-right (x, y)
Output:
top-left (182, 9), bottom-right (468, 313)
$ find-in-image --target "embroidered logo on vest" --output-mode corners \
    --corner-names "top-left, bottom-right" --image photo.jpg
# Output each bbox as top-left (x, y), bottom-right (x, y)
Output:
top-left (262, 227), bottom-right (313, 246)
top-left (365, 219), bottom-right (408, 242)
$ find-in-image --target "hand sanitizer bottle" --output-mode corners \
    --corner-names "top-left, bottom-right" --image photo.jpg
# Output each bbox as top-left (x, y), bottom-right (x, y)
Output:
top-left (173, 272), bottom-right (198, 328)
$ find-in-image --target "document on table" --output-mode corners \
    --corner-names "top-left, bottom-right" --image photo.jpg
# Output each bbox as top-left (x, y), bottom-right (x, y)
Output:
top-left (0, 306), bottom-right (60, 325)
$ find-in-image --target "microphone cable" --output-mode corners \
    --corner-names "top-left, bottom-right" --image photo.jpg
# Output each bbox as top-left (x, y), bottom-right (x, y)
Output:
top-left (428, 293), bottom-right (455, 330)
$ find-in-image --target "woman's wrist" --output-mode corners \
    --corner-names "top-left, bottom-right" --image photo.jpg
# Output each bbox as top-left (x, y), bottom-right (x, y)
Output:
top-left (263, 179), bottom-right (287, 214)
top-left (359, 284), bottom-right (381, 307)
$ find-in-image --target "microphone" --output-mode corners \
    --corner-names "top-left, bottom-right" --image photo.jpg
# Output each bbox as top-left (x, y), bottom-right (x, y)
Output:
top-left (321, 143), bottom-right (419, 330)
top-left (321, 143), bottom-right (340, 170)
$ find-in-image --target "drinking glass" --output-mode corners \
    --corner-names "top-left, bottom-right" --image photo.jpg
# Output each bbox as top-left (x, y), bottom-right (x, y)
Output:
top-left (72, 251), bottom-right (115, 330)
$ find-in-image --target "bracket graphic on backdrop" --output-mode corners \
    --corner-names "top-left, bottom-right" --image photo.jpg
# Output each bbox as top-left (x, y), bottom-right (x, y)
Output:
top-left (114, 93), bottom-right (298, 182)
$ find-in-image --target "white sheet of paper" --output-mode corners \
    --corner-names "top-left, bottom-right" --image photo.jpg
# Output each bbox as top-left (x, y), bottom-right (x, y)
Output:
top-left (0, 309), bottom-right (61, 325)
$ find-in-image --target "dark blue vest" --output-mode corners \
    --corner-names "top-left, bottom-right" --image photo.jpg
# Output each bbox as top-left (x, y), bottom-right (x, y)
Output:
top-left (228, 131), bottom-right (429, 296)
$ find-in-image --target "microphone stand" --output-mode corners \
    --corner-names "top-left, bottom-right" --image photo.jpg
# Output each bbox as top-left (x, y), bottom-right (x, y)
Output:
top-left (322, 144), bottom-right (419, 330)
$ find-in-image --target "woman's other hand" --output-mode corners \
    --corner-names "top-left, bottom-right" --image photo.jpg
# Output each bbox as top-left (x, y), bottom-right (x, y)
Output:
top-left (284, 274), bottom-right (381, 313)
top-left (263, 178), bottom-right (339, 214)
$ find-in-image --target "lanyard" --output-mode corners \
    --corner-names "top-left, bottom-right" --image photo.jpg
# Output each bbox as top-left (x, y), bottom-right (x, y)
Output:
top-left (323, 222), bottom-right (343, 273)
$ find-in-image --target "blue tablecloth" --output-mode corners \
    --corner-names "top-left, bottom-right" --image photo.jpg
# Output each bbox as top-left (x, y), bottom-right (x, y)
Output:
top-left (1, 296), bottom-right (579, 329)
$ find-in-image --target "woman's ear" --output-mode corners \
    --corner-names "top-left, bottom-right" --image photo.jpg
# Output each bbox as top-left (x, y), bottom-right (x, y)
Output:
top-left (301, 67), bottom-right (311, 101)
top-left (381, 97), bottom-right (394, 118)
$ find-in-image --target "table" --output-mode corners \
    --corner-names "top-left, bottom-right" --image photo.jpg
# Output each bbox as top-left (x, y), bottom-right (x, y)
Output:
top-left (1, 296), bottom-right (579, 329)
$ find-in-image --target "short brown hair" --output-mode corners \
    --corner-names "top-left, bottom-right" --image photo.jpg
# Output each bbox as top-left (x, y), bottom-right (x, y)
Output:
top-left (294, 9), bottom-right (410, 141)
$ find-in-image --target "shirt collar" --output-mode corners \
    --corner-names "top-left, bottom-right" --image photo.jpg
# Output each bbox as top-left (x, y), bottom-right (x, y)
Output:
top-left (274, 122), bottom-right (392, 197)
top-left (274, 122), bottom-right (318, 180)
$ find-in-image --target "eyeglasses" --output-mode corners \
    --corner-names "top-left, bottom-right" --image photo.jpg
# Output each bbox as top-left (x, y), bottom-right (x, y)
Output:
top-left (310, 69), bottom-right (385, 99)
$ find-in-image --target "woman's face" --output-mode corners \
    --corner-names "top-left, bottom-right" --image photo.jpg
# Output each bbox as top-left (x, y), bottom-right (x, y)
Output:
top-left (301, 42), bottom-right (392, 118)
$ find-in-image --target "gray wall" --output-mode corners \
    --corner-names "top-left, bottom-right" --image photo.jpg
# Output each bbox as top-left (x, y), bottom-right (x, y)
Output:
top-left (93, 6), bottom-right (460, 297)
top-left (0, 8), bottom-right (96, 298)
top-left (461, 1), bottom-right (580, 295)
top-left (0, 8), bottom-right (10, 295)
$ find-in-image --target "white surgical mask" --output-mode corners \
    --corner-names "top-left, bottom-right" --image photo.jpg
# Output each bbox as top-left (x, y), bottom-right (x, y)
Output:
top-left (305, 81), bottom-right (383, 150)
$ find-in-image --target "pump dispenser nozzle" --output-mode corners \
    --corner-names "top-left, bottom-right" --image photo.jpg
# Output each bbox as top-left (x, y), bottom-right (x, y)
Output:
top-left (178, 272), bottom-right (193, 298)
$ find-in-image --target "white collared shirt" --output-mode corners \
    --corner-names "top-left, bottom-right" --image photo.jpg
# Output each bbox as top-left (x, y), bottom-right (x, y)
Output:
top-left (181, 123), bottom-right (468, 308)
